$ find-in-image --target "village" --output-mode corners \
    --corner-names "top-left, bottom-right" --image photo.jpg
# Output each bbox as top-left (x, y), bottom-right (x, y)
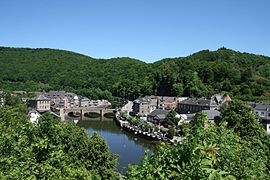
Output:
top-left (119, 94), bottom-right (270, 137)
top-left (0, 90), bottom-right (111, 124)
top-left (1, 90), bottom-right (270, 138)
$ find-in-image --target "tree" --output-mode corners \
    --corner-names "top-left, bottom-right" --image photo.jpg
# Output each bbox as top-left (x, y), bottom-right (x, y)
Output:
top-left (0, 106), bottom-right (120, 179)
top-left (165, 110), bottom-right (179, 127)
top-left (172, 83), bottom-right (184, 97)
top-left (220, 100), bottom-right (265, 138)
top-left (127, 113), bottom-right (269, 179)
top-left (220, 100), bottom-right (270, 171)
top-left (167, 127), bottom-right (176, 139)
top-left (184, 72), bottom-right (207, 97)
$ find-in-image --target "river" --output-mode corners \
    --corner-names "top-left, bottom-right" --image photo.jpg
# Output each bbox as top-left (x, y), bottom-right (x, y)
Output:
top-left (77, 118), bottom-right (155, 174)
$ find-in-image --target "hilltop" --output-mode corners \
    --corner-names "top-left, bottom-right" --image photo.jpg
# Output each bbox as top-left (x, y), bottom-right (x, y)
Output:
top-left (1, 47), bottom-right (270, 101)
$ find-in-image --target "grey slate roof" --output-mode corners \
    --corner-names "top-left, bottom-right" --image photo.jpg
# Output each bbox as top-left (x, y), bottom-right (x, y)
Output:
top-left (202, 110), bottom-right (221, 120)
top-left (148, 109), bottom-right (169, 117)
top-left (32, 94), bottom-right (50, 101)
top-left (46, 91), bottom-right (76, 99)
top-left (158, 96), bottom-right (177, 102)
top-left (248, 102), bottom-right (270, 111)
top-left (180, 98), bottom-right (211, 106)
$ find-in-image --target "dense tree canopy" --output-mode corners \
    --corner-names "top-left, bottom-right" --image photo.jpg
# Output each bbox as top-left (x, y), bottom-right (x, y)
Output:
top-left (1, 47), bottom-right (270, 101)
top-left (127, 108), bottom-right (270, 179)
top-left (0, 106), bottom-right (120, 179)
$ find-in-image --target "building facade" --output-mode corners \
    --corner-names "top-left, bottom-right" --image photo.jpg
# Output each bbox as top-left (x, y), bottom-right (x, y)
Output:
top-left (132, 96), bottom-right (158, 116)
top-left (176, 94), bottom-right (231, 114)
top-left (46, 91), bottom-right (82, 108)
top-left (132, 96), bottom-right (188, 116)
top-left (147, 109), bottom-right (169, 125)
top-left (29, 109), bottom-right (41, 124)
top-left (176, 98), bottom-right (211, 114)
top-left (248, 102), bottom-right (270, 134)
top-left (29, 94), bottom-right (51, 112)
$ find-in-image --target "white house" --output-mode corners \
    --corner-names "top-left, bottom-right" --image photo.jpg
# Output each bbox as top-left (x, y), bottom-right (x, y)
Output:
top-left (248, 102), bottom-right (270, 134)
top-left (29, 109), bottom-right (41, 124)
top-left (266, 124), bottom-right (270, 135)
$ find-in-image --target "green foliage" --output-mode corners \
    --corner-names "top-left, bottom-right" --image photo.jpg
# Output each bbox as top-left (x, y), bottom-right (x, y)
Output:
top-left (1, 47), bottom-right (270, 101)
top-left (0, 47), bottom-right (151, 100)
top-left (172, 83), bottom-right (184, 96)
top-left (165, 110), bottom-right (179, 127)
top-left (0, 91), bottom-right (28, 114)
top-left (127, 116), bottom-right (141, 126)
top-left (221, 100), bottom-right (270, 172)
top-left (167, 127), bottom-right (175, 139)
top-left (127, 113), bottom-right (270, 179)
top-left (221, 100), bottom-right (265, 138)
top-left (1, 92), bottom-right (21, 106)
top-left (184, 72), bottom-right (208, 97)
top-left (0, 106), bottom-right (120, 179)
top-left (120, 111), bottom-right (128, 119)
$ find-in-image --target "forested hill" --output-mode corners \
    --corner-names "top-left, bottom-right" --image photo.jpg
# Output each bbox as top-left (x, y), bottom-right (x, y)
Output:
top-left (1, 46), bottom-right (270, 101)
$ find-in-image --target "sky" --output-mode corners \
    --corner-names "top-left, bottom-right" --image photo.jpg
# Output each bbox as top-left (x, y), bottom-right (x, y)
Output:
top-left (0, 0), bottom-right (269, 62)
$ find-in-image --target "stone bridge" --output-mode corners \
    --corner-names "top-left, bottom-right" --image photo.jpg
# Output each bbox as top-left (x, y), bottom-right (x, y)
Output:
top-left (59, 107), bottom-right (116, 121)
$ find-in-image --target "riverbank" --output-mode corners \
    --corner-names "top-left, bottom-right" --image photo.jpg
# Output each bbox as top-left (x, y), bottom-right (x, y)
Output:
top-left (115, 112), bottom-right (183, 144)
top-left (77, 119), bottom-right (154, 174)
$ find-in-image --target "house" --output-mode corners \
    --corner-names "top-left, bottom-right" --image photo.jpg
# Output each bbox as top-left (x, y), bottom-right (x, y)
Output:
top-left (0, 97), bottom-right (4, 106)
top-left (46, 91), bottom-right (81, 108)
top-left (89, 99), bottom-right (111, 107)
top-left (267, 124), bottom-right (270, 135)
top-left (46, 91), bottom-right (69, 108)
top-left (29, 94), bottom-right (51, 112)
top-left (176, 114), bottom-right (189, 125)
top-left (70, 95), bottom-right (80, 108)
top-left (247, 102), bottom-right (270, 134)
top-left (29, 109), bottom-right (41, 124)
top-left (176, 97), bottom-right (211, 114)
top-left (80, 97), bottom-right (90, 107)
top-left (132, 96), bottom-right (158, 116)
top-left (158, 96), bottom-right (179, 110)
top-left (248, 102), bottom-right (270, 121)
top-left (147, 109), bottom-right (169, 125)
top-left (202, 109), bottom-right (221, 120)
top-left (132, 96), bottom-right (188, 116)
top-left (176, 94), bottom-right (231, 114)
top-left (0, 91), bottom-right (4, 106)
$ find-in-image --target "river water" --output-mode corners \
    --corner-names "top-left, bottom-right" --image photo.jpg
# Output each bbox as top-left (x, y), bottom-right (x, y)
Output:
top-left (77, 119), bottom-right (155, 174)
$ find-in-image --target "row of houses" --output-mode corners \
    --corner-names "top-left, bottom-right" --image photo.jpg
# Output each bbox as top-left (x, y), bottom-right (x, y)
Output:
top-left (131, 95), bottom-right (270, 134)
top-left (129, 94), bottom-right (232, 127)
top-left (132, 96), bottom-right (187, 116)
top-left (29, 91), bottom-right (111, 112)
top-left (132, 94), bottom-right (231, 116)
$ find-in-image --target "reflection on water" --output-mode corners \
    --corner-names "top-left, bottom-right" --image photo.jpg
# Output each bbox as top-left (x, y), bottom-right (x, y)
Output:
top-left (77, 119), bottom-right (155, 174)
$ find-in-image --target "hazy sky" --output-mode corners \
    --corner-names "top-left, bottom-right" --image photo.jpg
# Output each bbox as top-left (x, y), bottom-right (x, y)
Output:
top-left (0, 0), bottom-right (269, 62)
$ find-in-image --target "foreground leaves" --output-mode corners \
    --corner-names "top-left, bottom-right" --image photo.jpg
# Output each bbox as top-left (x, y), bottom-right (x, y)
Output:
top-left (0, 106), bottom-right (120, 179)
top-left (127, 109), bottom-right (270, 179)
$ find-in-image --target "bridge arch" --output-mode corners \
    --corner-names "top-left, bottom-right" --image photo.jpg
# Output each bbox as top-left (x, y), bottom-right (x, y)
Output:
top-left (60, 107), bottom-right (116, 121)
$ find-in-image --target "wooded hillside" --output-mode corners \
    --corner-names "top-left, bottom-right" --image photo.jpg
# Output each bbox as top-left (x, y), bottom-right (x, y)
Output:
top-left (1, 47), bottom-right (270, 101)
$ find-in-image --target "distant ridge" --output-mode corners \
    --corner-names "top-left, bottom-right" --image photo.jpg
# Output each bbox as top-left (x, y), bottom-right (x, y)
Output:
top-left (1, 46), bottom-right (270, 101)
